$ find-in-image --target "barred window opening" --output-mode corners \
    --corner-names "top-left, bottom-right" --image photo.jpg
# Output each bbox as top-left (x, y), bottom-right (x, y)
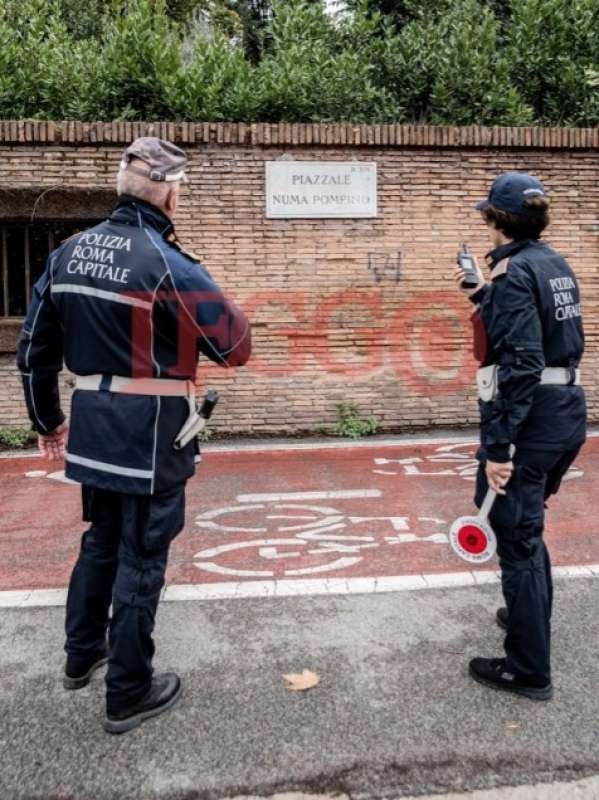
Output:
top-left (0, 220), bottom-right (101, 318)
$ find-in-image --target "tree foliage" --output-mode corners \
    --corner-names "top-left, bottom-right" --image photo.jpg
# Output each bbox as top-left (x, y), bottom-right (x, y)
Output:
top-left (507, 0), bottom-right (599, 125)
top-left (390, 0), bottom-right (534, 125)
top-left (0, 0), bottom-right (597, 126)
top-left (251, 1), bottom-right (396, 121)
top-left (0, 0), bottom-right (93, 118)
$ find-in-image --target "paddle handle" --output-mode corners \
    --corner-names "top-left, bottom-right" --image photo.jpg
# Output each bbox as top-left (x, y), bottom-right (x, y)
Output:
top-left (478, 445), bottom-right (515, 521)
top-left (478, 488), bottom-right (497, 521)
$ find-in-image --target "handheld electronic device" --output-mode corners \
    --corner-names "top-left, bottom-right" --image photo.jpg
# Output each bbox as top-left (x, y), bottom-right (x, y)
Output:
top-left (457, 242), bottom-right (480, 289)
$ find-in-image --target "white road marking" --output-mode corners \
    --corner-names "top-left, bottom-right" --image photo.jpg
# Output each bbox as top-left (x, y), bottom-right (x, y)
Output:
top-left (192, 503), bottom-right (435, 578)
top-left (3, 565), bottom-right (599, 607)
top-left (349, 515), bottom-right (410, 530)
top-left (206, 435), bottom-right (480, 452)
top-left (236, 490), bottom-right (382, 502)
top-left (195, 504), bottom-right (269, 533)
top-left (376, 457), bottom-right (455, 476)
top-left (385, 533), bottom-right (448, 544)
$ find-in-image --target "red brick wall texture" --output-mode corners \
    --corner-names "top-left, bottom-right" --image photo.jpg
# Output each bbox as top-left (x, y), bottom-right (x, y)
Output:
top-left (0, 122), bottom-right (597, 436)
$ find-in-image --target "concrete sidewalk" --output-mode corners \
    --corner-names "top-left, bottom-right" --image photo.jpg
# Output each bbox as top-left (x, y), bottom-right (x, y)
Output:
top-left (3, 577), bottom-right (599, 800)
top-left (245, 784), bottom-right (599, 800)
top-left (405, 776), bottom-right (599, 798)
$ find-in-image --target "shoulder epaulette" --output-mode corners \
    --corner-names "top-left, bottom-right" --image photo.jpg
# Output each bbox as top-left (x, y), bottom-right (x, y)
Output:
top-left (165, 232), bottom-right (203, 264)
top-left (490, 258), bottom-right (509, 280)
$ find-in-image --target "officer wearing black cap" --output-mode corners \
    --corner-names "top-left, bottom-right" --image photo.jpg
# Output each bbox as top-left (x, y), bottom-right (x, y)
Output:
top-left (453, 172), bottom-right (586, 700)
top-left (17, 137), bottom-right (252, 732)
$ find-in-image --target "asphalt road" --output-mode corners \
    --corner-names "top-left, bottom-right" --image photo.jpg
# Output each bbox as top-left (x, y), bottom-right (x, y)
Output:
top-left (3, 577), bottom-right (599, 800)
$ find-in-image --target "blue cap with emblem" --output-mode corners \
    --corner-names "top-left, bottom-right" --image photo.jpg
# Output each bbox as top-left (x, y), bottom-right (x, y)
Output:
top-left (476, 172), bottom-right (548, 216)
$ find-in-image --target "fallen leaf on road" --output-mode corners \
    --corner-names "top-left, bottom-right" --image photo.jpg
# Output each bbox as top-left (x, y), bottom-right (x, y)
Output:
top-left (283, 669), bottom-right (320, 692)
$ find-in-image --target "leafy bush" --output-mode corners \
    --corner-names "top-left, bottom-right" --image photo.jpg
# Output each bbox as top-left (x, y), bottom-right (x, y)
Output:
top-left (253, 0), bottom-right (398, 122)
top-left (388, 0), bottom-right (534, 125)
top-left (0, 0), bottom-right (95, 119)
top-left (507, 0), bottom-right (599, 125)
top-left (176, 28), bottom-right (257, 120)
top-left (333, 403), bottom-right (378, 439)
top-left (81, 0), bottom-right (183, 121)
top-left (0, 427), bottom-right (37, 449)
top-left (0, 0), bottom-right (596, 125)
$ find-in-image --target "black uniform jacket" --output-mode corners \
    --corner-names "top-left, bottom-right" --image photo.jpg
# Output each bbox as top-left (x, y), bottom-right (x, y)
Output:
top-left (17, 195), bottom-right (252, 495)
top-left (470, 239), bottom-right (586, 463)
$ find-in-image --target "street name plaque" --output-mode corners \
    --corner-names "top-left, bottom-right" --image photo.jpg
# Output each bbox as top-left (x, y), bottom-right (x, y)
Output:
top-left (265, 161), bottom-right (377, 219)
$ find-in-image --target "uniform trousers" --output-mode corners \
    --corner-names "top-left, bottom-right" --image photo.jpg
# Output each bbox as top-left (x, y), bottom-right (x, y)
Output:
top-left (64, 483), bottom-right (186, 712)
top-left (475, 446), bottom-right (581, 686)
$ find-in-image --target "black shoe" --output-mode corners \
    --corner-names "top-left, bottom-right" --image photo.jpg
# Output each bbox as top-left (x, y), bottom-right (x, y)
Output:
top-left (63, 650), bottom-right (108, 690)
top-left (104, 673), bottom-right (182, 734)
top-left (496, 606), bottom-right (508, 631)
top-left (469, 657), bottom-right (553, 701)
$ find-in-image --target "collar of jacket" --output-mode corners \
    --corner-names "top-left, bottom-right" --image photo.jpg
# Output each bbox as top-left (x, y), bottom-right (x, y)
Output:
top-left (110, 194), bottom-right (174, 238)
top-left (484, 238), bottom-right (535, 270)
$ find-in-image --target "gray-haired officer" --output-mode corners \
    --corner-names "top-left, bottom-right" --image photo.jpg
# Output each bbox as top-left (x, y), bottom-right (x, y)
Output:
top-left (454, 172), bottom-right (586, 700)
top-left (17, 138), bottom-right (252, 733)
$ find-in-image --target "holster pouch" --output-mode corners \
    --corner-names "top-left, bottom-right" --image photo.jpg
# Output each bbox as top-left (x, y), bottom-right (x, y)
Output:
top-left (174, 386), bottom-right (203, 450)
top-left (476, 364), bottom-right (498, 402)
top-left (174, 406), bottom-right (207, 450)
top-left (174, 388), bottom-right (219, 450)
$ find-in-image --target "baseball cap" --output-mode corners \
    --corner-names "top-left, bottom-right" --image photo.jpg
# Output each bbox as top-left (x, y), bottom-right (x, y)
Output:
top-left (475, 172), bottom-right (548, 215)
top-left (121, 137), bottom-right (188, 183)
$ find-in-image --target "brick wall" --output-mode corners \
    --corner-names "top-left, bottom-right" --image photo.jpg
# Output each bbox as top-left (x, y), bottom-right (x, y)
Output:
top-left (1, 121), bottom-right (598, 435)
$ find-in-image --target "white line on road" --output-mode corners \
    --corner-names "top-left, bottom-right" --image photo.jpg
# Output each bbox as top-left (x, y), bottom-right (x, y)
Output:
top-left (3, 564), bottom-right (599, 608)
top-left (236, 490), bottom-right (382, 502)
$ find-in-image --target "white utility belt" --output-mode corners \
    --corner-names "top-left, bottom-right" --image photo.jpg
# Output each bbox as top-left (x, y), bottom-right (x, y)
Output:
top-left (477, 365), bottom-right (581, 402)
top-left (74, 374), bottom-right (202, 449)
top-left (75, 374), bottom-right (195, 398)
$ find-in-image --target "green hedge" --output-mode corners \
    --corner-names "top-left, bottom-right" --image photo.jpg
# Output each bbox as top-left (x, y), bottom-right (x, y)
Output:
top-left (1, 0), bottom-right (597, 125)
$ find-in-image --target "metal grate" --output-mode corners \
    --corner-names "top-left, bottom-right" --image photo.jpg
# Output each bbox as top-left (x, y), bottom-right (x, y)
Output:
top-left (0, 220), bottom-right (99, 318)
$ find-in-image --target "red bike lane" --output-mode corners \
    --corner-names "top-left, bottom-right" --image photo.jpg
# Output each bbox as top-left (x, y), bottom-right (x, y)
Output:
top-left (1, 436), bottom-right (596, 593)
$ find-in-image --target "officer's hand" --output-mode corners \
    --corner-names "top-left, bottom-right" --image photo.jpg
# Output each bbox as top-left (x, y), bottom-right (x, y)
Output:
top-left (38, 422), bottom-right (68, 461)
top-left (453, 266), bottom-right (486, 298)
top-left (486, 459), bottom-right (514, 495)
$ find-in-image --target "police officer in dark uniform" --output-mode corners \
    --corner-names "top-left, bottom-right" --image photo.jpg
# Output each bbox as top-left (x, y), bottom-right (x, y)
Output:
top-left (454, 172), bottom-right (586, 700)
top-left (17, 138), bottom-right (252, 732)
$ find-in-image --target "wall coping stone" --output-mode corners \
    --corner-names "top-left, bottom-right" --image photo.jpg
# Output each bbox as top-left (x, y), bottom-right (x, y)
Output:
top-left (1, 121), bottom-right (598, 149)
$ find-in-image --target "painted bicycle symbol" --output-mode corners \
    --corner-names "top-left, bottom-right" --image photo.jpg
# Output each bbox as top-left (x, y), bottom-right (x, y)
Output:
top-left (193, 502), bottom-right (449, 578)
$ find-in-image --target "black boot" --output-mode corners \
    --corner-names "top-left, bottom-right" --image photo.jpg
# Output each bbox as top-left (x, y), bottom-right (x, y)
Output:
top-left (469, 657), bottom-right (552, 701)
top-left (496, 606), bottom-right (508, 630)
top-left (104, 673), bottom-right (182, 734)
top-left (63, 650), bottom-right (108, 690)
